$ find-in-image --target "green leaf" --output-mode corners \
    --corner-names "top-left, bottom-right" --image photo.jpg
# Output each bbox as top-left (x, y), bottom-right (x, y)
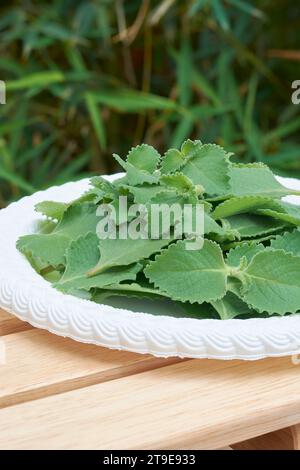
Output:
top-left (160, 172), bottom-right (194, 193)
top-left (144, 189), bottom-right (181, 205)
top-left (160, 172), bottom-right (200, 203)
top-left (204, 212), bottom-right (225, 236)
top-left (88, 236), bottom-right (172, 276)
top-left (53, 202), bottom-right (98, 238)
top-left (113, 153), bottom-right (159, 186)
top-left (180, 143), bottom-right (230, 196)
top-left (144, 240), bottom-right (227, 303)
top-left (229, 164), bottom-right (300, 198)
top-left (16, 136), bottom-right (300, 320)
top-left (226, 242), bottom-right (265, 267)
top-left (17, 202), bottom-right (99, 268)
top-left (0, 167), bottom-right (35, 193)
top-left (263, 115), bottom-right (300, 145)
top-left (92, 89), bottom-right (177, 113)
top-left (160, 148), bottom-right (185, 175)
top-left (211, 292), bottom-right (254, 320)
top-left (17, 233), bottom-right (70, 268)
top-left (213, 195), bottom-right (283, 219)
top-left (85, 92), bottom-right (106, 150)
top-left (223, 234), bottom-right (277, 251)
top-left (160, 140), bottom-right (203, 174)
top-left (6, 71), bottom-right (64, 90)
top-left (176, 301), bottom-right (220, 319)
top-left (125, 184), bottom-right (163, 204)
top-left (270, 229), bottom-right (300, 257)
top-left (225, 214), bottom-right (286, 238)
top-left (256, 202), bottom-right (300, 227)
top-left (35, 201), bottom-right (68, 221)
top-left (90, 176), bottom-right (119, 200)
top-left (181, 138), bottom-right (204, 154)
top-left (127, 144), bottom-right (161, 173)
top-left (191, 69), bottom-right (221, 107)
top-left (170, 115), bottom-right (195, 149)
top-left (211, 0), bottom-right (230, 31)
top-left (227, 0), bottom-right (266, 20)
top-left (56, 233), bottom-right (141, 293)
top-left (238, 250), bottom-right (300, 314)
top-left (94, 282), bottom-right (166, 302)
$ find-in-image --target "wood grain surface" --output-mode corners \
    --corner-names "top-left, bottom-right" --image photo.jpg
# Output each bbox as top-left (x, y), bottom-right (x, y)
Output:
top-left (1, 308), bottom-right (300, 450)
top-left (0, 328), bottom-right (180, 408)
top-left (1, 355), bottom-right (300, 449)
top-left (0, 308), bottom-right (31, 335)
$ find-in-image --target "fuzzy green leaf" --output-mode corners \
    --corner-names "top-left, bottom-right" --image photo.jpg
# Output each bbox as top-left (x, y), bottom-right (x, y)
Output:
top-left (53, 202), bottom-right (98, 237)
top-left (127, 144), bottom-right (161, 173)
top-left (113, 153), bottom-right (159, 186)
top-left (94, 282), bottom-right (166, 302)
top-left (160, 140), bottom-right (204, 175)
top-left (213, 195), bottom-right (283, 219)
top-left (17, 138), bottom-right (300, 321)
top-left (90, 176), bottom-right (119, 200)
top-left (144, 240), bottom-right (227, 303)
top-left (17, 233), bottom-right (70, 268)
top-left (88, 236), bottom-right (172, 276)
top-left (56, 233), bottom-right (141, 293)
top-left (226, 242), bottom-right (265, 267)
top-left (17, 202), bottom-right (99, 268)
top-left (223, 233), bottom-right (277, 250)
top-left (160, 172), bottom-right (200, 203)
top-left (125, 184), bottom-right (163, 204)
top-left (148, 189), bottom-right (191, 205)
top-left (160, 172), bottom-right (194, 192)
top-left (35, 201), bottom-right (68, 220)
top-left (181, 143), bottom-right (230, 196)
top-left (226, 214), bottom-right (286, 238)
top-left (257, 202), bottom-right (300, 227)
top-left (239, 250), bottom-right (300, 314)
top-left (229, 164), bottom-right (298, 198)
top-left (211, 292), bottom-right (255, 319)
top-left (204, 212), bottom-right (225, 235)
top-left (160, 148), bottom-right (185, 174)
top-left (270, 229), bottom-right (300, 256)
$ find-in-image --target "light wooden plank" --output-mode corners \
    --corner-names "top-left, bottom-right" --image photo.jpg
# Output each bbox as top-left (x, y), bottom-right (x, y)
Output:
top-left (0, 308), bottom-right (32, 336)
top-left (1, 357), bottom-right (300, 450)
top-left (0, 328), bottom-right (180, 409)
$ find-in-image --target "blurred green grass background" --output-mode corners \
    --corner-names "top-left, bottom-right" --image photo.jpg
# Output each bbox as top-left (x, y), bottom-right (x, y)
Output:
top-left (0, 0), bottom-right (300, 206)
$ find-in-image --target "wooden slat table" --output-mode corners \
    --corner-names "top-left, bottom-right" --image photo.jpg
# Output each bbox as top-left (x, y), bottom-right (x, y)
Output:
top-left (1, 308), bottom-right (300, 450)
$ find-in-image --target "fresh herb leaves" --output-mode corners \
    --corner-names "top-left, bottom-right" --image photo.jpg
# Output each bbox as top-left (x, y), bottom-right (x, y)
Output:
top-left (17, 140), bottom-right (300, 320)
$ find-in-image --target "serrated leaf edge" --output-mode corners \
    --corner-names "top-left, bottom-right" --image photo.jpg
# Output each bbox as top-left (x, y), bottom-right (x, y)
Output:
top-left (212, 195), bottom-right (284, 220)
top-left (17, 236), bottom-right (69, 270)
top-left (226, 242), bottom-right (265, 265)
top-left (144, 240), bottom-right (228, 304)
top-left (269, 228), bottom-right (300, 255)
top-left (240, 249), bottom-right (300, 315)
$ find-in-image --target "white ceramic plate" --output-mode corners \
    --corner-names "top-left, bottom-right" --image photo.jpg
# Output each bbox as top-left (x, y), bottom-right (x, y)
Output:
top-left (1, 173), bottom-right (300, 360)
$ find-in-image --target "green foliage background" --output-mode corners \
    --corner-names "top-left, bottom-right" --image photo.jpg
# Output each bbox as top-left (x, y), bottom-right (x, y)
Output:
top-left (0, 0), bottom-right (300, 206)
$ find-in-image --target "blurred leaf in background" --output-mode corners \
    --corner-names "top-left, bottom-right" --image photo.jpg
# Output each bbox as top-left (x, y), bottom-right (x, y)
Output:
top-left (0, 0), bottom-right (300, 206)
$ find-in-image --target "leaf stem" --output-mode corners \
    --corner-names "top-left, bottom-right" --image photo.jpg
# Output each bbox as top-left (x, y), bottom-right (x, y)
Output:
top-left (87, 263), bottom-right (113, 277)
top-left (103, 283), bottom-right (169, 298)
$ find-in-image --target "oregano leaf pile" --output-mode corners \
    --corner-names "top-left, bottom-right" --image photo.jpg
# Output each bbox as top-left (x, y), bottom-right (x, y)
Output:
top-left (17, 140), bottom-right (300, 320)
